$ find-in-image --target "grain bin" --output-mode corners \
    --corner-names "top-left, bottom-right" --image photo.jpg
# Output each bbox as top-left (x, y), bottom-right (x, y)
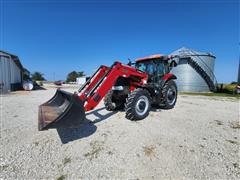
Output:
top-left (170, 47), bottom-right (216, 92)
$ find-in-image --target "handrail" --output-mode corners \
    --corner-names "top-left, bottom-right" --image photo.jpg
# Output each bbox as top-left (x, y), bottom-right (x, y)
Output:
top-left (187, 58), bottom-right (215, 91)
top-left (188, 49), bottom-right (218, 86)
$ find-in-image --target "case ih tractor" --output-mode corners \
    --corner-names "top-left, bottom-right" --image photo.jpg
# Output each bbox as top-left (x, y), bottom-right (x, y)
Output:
top-left (38, 54), bottom-right (178, 130)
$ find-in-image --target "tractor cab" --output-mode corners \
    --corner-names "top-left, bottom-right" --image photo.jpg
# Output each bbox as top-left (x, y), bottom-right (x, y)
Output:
top-left (133, 54), bottom-right (178, 110)
top-left (135, 54), bottom-right (176, 83)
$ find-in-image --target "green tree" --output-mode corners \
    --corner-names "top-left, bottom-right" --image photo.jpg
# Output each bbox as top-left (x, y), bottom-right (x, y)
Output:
top-left (66, 71), bottom-right (85, 82)
top-left (31, 72), bottom-right (45, 81)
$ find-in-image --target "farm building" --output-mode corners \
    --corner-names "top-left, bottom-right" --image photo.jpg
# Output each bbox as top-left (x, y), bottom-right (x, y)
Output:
top-left (171, 47), bottom-right (216, 92)
top-left (0, 50), bottom-right (29, 93)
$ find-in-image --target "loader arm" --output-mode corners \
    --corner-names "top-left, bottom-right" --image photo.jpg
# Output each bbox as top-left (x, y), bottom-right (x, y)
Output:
top-left (78, 65), bottom-right (110, 101)
top-left (79, 62), bottom-right (148, 111)
top-left (38, 62), bottom-right (147, 130)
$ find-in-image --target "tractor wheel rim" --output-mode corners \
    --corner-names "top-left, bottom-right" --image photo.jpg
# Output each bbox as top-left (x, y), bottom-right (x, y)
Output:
top-left (167, 86), bottom-right (176, 106)
top-left (136, 96), bottom-right (149, 116)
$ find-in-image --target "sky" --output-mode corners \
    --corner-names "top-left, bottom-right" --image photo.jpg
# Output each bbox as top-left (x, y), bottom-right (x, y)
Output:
top-left (1, 0), bottom-right (239, 83)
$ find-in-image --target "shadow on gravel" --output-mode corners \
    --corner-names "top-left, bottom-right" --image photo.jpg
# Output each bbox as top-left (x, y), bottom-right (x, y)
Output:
top-left (86, 107), bottom-right (118, 123)
top-left (57, 107), bottom-right (118, 144)
top-left (56, 122), bottom-right (97, 144)
top-left (151, 107), bottom-right (162, 112)
top-left (34, 86), bottom-right (47, 90)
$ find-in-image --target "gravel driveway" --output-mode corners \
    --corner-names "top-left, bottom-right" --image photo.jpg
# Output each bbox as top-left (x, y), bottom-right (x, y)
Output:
top-left (0, 87), bottom-right (239, 179)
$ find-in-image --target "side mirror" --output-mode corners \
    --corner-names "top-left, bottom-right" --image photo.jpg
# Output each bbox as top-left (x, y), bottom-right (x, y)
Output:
top-left (170, 60), bottom-right (177, 67)
top-left (127, 58), bottom-right (132, 66)
top-left (127, 58), bottom-right (136, 66)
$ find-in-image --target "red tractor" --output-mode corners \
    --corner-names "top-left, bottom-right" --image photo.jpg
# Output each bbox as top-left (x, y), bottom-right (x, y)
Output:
top-left (38, 54), bottom-right (178, 130)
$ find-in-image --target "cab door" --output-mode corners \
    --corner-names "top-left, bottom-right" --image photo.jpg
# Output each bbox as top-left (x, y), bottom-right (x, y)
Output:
top-left (155, 61), bottom-right (166, 83)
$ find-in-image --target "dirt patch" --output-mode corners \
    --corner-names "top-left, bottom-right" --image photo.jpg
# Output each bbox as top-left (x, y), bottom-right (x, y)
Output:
top-left (143, 145), bottom-right (156, 160)
top-left (214, 120), bottom-right (223, 125)
top-left (84, 141), bottom-right (104, 160)
top-left (229, 121), bottom-right (240, 129)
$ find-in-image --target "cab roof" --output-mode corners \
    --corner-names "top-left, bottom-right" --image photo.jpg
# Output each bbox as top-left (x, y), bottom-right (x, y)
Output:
top-left (135, 54), bottom-right (173, 63)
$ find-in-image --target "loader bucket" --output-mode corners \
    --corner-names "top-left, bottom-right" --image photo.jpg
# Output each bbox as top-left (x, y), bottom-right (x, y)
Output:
top-left (38, 89), bottom-right (86, 131)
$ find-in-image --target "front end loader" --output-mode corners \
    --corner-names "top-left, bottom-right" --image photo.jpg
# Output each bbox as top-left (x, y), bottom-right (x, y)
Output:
top-left (38, 55), bottom-right (178, 131)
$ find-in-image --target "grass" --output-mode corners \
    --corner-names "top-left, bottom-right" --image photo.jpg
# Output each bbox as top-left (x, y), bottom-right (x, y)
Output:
top-left (33, 141), bottom-right (39, 146)
top-left (107, 151), bottom-right (113, 155)
top-left (217, 84), bottom-right (237, 93)
top-left (230, 121), bottom-right (240, 129)
top-left (63, 157), bottom-right (71, 165)
top-left (0, 164), bottom-right (9, 171)
top-left (226, 139), bottom-right (239, 145)
top-left (233, 163), bottom-right (239, 168)
top-left (84, 141), bottom-right (103, 160)
top-left (215, 120), bottom-right (223, 125)
top-left (56, 175), bottom-right (66, 180)
top-left (180, 83), bottom-right (240, 98)
top-left (180, 92), bottom-right (239, 98)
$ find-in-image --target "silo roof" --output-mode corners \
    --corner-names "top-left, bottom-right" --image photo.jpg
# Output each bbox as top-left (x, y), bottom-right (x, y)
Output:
top-left (171, 47), bottom-right (216, 58)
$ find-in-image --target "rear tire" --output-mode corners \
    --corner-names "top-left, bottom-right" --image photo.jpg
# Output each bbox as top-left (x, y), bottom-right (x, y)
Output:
top-left (125, 89), bottom-right (151, 120)
top-left (160, 80), bottom-right (177, 109)
top-left (104, 90), bottom-right (125, 111)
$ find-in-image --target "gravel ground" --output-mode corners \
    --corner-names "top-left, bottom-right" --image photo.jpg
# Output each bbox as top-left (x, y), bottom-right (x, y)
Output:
top-left (0, 87), bottom-right (239, 179)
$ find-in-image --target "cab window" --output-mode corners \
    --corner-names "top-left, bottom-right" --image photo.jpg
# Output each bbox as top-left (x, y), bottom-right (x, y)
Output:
top-left (157, 63), bottom-right (165, 76)
top-left (137, 63), bottom-right (147, 72)
top-left (146, 63), bottom-right (155, 75)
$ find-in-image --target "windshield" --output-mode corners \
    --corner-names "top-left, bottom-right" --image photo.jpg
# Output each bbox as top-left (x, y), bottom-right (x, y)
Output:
top-left (136, 61), bottom-right (155, 75)
top-left (136, 59), bottom-right (169, 79)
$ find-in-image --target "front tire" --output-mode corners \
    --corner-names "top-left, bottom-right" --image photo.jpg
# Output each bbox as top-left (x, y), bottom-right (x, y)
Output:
top-left (160, 80), bottom-right (177, 109)
top-left (104, 90), bottom-right (125, 111)
top-left (125, 89), bottom-right (151, 120)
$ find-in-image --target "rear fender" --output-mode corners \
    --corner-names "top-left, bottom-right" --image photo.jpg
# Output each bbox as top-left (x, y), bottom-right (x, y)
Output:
top-left (162, 73), bottom-right (177, 81)
top-left (161, 73), bottom-right (177, 88)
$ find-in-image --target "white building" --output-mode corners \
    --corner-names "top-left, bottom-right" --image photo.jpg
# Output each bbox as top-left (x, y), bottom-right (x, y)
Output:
top-left (0, 50), bottom-right (29, 93)
top-left (76, 77), bottom-right (87, 85)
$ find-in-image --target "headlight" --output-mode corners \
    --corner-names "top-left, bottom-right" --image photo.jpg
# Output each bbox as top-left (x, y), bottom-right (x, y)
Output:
top-left (112, 86), bottom-right (124, 91)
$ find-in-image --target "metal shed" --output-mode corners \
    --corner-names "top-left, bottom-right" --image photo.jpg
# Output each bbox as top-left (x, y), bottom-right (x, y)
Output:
top-left (171, 47), bottom-right (216, 92)
top-left (0, 50), bottom-right (27, 93)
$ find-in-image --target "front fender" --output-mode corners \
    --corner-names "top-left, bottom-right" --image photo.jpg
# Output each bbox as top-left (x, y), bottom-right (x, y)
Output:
top-left (162, 73), bottom-right (177, 81)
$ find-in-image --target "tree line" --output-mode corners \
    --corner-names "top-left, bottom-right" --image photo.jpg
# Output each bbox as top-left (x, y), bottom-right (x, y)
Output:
top-left (31, 71), bottom-right (85, 82)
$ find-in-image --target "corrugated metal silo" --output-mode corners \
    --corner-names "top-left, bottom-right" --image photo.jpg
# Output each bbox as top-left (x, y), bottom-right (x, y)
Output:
top-left (171, 47), bottom-right (216, 92)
